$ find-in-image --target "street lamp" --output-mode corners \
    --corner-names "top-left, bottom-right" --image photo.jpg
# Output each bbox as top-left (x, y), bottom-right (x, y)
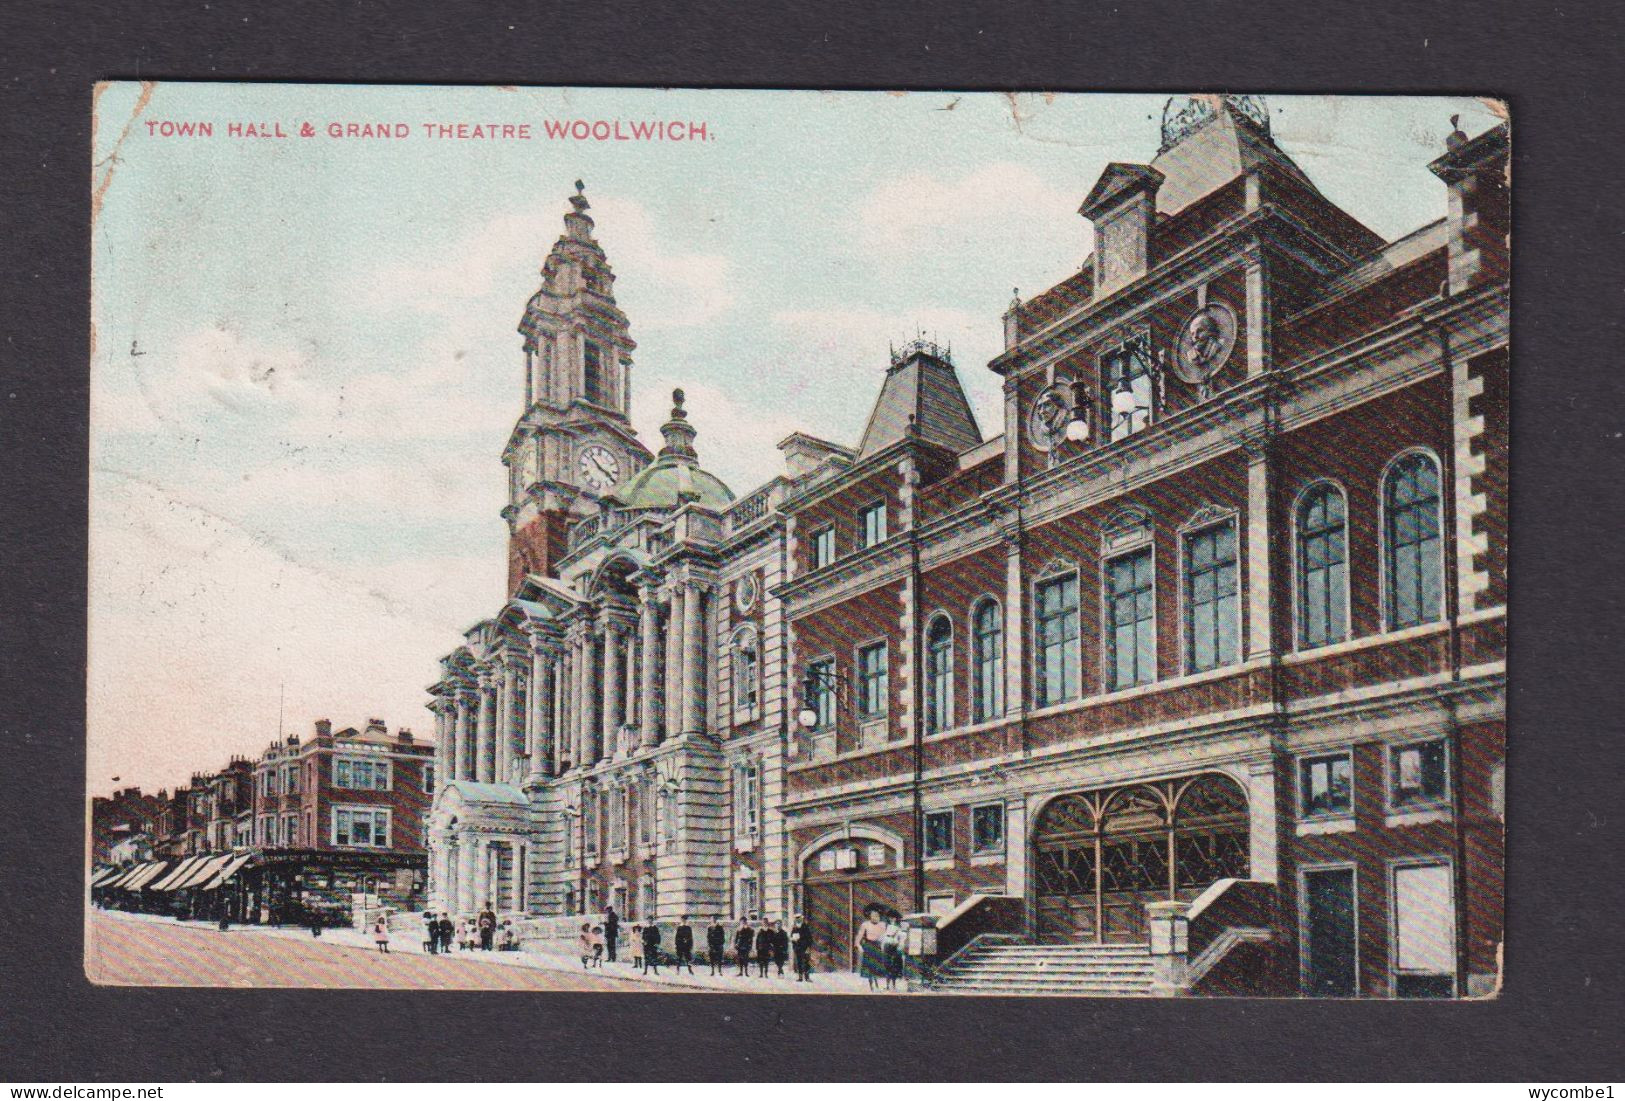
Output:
top-left (797, 665), bottom-right (846, 730)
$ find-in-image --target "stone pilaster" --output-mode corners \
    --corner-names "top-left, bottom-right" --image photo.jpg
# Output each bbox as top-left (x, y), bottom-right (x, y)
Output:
top-left (639, 582), bottom-right (662, 747)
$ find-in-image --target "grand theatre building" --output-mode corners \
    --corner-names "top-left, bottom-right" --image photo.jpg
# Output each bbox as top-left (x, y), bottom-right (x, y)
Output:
top-left (426, 95), bottom-right (1508, 998)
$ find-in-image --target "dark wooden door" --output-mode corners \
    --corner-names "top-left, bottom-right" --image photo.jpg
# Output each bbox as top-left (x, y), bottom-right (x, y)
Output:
top-left (1304, 868), bottom-right (1357, 996)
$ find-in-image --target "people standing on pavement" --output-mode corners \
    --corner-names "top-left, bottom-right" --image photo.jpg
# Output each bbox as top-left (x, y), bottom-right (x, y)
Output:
top-left (455, 919), bottom-right (470, 950)
top-left (422, 911), bottom-right (438, 954)
top-left (477, 902), bottom-right (498, 951)
top-left (674, 916), bottom-right (695, 974)
top-left (733, 918), bottom-right (755, 976)
top-left (706, 916), bottom-right (727, 975)
top-left (373, 918), bottom-right (391, 954)
top-left (436, 914), bottom-right (454, 955)
top-left (590, 924), bottom-right (606, 966)
top-left (791, 914), bottom-right (813, 982)
top-left (854, 905), bottom-right (887, 991)
top-left (630, 923), bottom-right (645, 972)
top-left (882, 912), bottom-right (905, 991)
top-left (642, 921), bottom-right (662, 975)
top-left (771, 919), bottom-right (790, 976)
top-left (603, 905), bottom-right (621, 963)
top-left (578, 922), bottom-right (594, 969)
top-left (755, 919), bottom-right (775, 977)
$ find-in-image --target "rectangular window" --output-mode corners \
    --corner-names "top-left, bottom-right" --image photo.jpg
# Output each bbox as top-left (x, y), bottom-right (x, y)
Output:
top-left (734, 762), bottom-right (761, 838)
top-left (423, 763), bottom-right (436, 795)
top-left (806, 657), bottom-right (836, 729)
top-left (860, 501), bottom-right (887, 549)
top-left (1034, 573), bottom-right (1080, 706)
top-left (1185, 522), bottom-right (1239, 673)
top-left (334, 758), bottom-right (390, 791)
top-left (1106, 548), bottom-right (1156, 690)
top-left (972, 803), bottom-right (1006, 854)
top-left (609, 788), bottom-right (628, 851)
top-left (1299, 753), bottom-right (1353, 818)
top-left (857, 642), bottom-right (889, 718)
top-left (923, 810), bottom-right (954, 858)
top-left (812, 526), bottom-right (836, 570)
top-left (332, 807), bottom-right (390, 848)
top-left (1390, 740), bottom-right (1450, 809)
top-left (283, 765), bottom-right (299, 795)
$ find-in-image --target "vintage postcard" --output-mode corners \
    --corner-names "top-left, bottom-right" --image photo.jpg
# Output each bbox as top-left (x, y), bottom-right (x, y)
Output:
top-left (87, 84), bottom-right (1507, 998)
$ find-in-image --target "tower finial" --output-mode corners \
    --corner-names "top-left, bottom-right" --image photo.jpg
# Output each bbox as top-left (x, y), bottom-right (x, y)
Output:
top-left (659, 387), bottom-right (698, 460)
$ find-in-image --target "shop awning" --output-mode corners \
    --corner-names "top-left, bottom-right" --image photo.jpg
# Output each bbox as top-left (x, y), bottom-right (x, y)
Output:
top-left (89, 866), bottom-right (123, 888)
top-left (174, 852), bottom-right (236, 890)
top-left (199, 851), bottom-right (255, 891)
top-left (149, 855), bottom-right (209, 891)
top-left (123, 861), bottom-right (173, 890)
top-left (100, 864), bottom-right (143, 889)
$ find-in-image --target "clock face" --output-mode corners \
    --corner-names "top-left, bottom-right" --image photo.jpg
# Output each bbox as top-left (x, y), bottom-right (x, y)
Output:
top-left (577, 445), bottom-right (622, 491)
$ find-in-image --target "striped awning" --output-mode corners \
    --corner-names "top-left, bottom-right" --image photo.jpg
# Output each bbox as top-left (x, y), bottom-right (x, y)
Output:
top-left (88, 866), bottom-right (123, 888)
top-left (124, 861), bottom-right (174, 890)
top-left (149, 855), bottom-right (209, 891)
top-left (174, 852), bottom-right (236, 890)
top-left (199, 851), bottom-right (256, 891)
top-left (100, 864), bottom-right (143, 889)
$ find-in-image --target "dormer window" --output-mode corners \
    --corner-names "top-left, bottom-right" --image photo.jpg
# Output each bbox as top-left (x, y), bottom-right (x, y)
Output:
top-left (1105, 332), bottom-right (1154, 441)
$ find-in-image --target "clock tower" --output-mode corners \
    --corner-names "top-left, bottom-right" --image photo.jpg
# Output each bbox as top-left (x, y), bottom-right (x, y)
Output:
top-left (503, 182), bottom-right (653, 593)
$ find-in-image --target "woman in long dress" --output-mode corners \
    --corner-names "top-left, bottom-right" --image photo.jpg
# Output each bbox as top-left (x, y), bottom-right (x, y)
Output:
top-left (853, 905), bottom-right (887, 991)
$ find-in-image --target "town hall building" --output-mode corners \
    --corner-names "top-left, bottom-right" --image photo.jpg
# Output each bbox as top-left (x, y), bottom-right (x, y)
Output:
top-left (426, 95), bottom-right (1508, 997)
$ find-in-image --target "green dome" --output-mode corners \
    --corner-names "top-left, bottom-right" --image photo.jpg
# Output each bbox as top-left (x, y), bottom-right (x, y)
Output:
top-left (605, 387), bottom-right (734, 511)
top-left (609, 455), bottom-right (734, 511)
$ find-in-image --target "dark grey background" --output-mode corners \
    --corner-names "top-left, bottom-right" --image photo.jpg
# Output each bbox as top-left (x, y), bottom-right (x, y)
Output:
top-left (2, 0), bottom-right (1622, 1082)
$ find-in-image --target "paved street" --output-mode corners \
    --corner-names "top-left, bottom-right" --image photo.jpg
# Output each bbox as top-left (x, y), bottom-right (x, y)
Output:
top-left (84, 910), bottom-right (676, 991)
top-left (85, 910), bottom-right (886, 994)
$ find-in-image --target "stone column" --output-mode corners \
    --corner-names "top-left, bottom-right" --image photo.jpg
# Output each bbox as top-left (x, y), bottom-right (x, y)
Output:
top-left (456, 835), bottom-right (476, 913)
top-left (663, 588), bottom-right (683, 736)
top-left (639, 583), bottom-right (662, 748)
top-left (476, 670), bottom-right (496, 784)
top-left (497, 662), bottom-right (514, 783)
top-left (602, 623), bottom-right (624, 759)
top-left (432, 703), bottom-right (450, 785)
top-left (1244, 431), bottom-right (1275, 662)
top-left (1245, 759), bottom-right (1279, 883)
top-left (453, 693), bottom-right (474, 781)
top-left (473, 838), bottom-right (491, 910)
top-left (526, 640), bottom-right (552, 783)
top-left (553, 652), bottom-right (569, 774)
top-left (681, 579), bottom-right (706, 734)
top-left (1003, 531), bottom-right (1026, 720)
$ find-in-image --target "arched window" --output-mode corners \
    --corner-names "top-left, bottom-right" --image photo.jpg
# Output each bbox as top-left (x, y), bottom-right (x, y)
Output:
top-left (1296, 483), bottom-right (1348, 648)
top-left (1384, 453), bottom-right (1443, 629)
top-left (731, 627), bottom-right (759, 721)
top-left (924, 615), bottom-right (954, 735)
top-left (971, 598), bottom-right (1003, 723)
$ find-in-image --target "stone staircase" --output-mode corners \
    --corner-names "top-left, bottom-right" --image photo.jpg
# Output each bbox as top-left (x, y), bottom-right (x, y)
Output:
top-left (930, 940), bottom-right (1157, 997)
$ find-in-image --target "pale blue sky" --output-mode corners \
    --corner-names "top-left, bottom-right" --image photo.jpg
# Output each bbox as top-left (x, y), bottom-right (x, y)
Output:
top-left (87, 84), bottom-right (1503, 794)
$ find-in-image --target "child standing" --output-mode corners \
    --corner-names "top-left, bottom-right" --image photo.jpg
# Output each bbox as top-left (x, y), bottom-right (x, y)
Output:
top-left (631, 923), bottom-right (645, 972)
top-left (372, 919), bottom-right (390, 954)
top-left (578, 922), bottom-right (594, 969)
top-left (591, 924), bottom-right (606, 967)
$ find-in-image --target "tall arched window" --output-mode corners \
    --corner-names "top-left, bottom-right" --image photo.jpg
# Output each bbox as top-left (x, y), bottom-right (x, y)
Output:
top-left (1296, 483), bottom-right (1348, 648)
top-left (924, 615), bottom-right (954, 735)
top-left (1384, 452), bottom-right (1443, 629)
top-left (731, 626), bottom-right (759, 721)
top-left (971, 598), bottom-right (1003, 723)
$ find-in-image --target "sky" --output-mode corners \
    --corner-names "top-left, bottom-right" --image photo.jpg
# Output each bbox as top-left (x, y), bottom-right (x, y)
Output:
top-left (87, 84), bottom-right (1504, 797)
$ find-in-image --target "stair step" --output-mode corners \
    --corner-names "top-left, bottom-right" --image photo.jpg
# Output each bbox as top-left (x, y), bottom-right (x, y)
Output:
top-left (933, 982), bottom-right (1154, 996)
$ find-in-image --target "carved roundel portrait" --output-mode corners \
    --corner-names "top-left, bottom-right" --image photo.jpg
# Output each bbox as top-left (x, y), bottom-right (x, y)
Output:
top-left (1026, 382), bottom-right (1075, 452)
top-left (734, 572), bottom-right (759, 614)
top-left (1173, 301), bottom-right (1238, 385)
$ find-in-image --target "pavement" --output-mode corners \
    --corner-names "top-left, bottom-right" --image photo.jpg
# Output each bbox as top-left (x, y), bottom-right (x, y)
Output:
top-left (86, 908), bottom-right (890, 994)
